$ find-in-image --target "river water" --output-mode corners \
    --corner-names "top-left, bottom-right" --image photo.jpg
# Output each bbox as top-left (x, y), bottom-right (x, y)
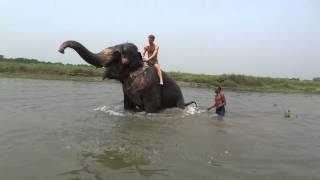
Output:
top-left (0, 78), bottom-right (319, 180)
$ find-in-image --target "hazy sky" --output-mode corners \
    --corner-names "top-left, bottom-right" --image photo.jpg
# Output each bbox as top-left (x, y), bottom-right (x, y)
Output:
top-left (1, 0), bottom-right (319, 79)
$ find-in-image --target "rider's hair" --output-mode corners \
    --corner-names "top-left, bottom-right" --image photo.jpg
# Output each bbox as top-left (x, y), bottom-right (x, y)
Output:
top-left (148, 34), bottom-right (155, 40)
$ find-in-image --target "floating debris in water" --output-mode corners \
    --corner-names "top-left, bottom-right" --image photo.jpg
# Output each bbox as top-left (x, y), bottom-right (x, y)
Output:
top-left (208, 156), bottom-right (214, 164)
top-left (152, 149), bottom-right (159, 155)
top-left (118, 146), bottom-right (126, 152)
top-left (284, 110), bottom-right (291, 118)
top-left (207, 156), bottom-right (222, 167)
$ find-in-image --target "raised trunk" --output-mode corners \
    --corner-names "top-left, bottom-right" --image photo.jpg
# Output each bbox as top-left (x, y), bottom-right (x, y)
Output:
top-left (58, 40), bottom-right (109, 68)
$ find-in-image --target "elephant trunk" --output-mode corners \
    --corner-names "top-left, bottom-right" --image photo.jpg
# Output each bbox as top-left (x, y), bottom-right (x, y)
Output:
top-left (58, 40), bottom-right (107, 68)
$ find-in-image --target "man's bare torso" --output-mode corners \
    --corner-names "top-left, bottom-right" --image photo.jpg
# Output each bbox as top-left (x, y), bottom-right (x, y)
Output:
top-left (215, 92), bottom-right (225, 108)
top-left (144, 44), bottom-right (159, 62)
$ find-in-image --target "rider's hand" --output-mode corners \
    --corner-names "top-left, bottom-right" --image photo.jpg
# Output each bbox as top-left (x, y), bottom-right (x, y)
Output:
top-left (143, 57), bottom-right (149, 61)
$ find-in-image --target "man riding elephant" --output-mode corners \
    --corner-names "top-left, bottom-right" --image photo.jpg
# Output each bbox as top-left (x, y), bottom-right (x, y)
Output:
top-left (58, 40), bottom-right (196, 113)
top-left (141, 34), bottom-right (164, 85)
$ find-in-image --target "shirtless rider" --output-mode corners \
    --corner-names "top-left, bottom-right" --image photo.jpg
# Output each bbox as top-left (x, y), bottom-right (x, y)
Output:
top-left (141, 34), bottom-right (164, 85)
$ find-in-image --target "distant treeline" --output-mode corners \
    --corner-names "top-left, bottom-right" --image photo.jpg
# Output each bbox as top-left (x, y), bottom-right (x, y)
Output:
top-left (1, 56), bottom-right (320, 93)
top-left (0, 56), bottom-right (101, 76)
top-left (0, 57), bottom-right (50, 64)
top-left (168, 72), bottom-right (320, 93)
top-left (0, 56), bottom-right (89, 66)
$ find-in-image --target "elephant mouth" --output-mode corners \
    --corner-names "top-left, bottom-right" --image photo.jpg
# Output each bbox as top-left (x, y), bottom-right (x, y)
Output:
top-left (102, 67), bottom-right (121, 80)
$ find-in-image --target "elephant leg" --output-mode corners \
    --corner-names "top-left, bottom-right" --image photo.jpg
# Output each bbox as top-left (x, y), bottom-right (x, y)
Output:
top-left (122, 84), bottom-right (136, 110)
top-left (177, 99), bottom-right (185, 109)
top-left (123, 93), bottom-right (136, 110)
top-left (142, 86), bottom-right (162, 113)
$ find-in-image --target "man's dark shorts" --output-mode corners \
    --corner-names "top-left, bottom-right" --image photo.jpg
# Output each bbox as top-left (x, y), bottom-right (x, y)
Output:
top-left (147, 60), bottom-right (158, 66)
top-left (216, 106), bottom-right (225, 116)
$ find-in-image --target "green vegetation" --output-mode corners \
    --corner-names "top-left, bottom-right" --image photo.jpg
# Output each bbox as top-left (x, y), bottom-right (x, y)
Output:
top-left (1, 56), bottom-right (320, 94)
top-left (0, 57), bottom-right (104, 81)
top-left (168, 72), bottom-right (320, 93)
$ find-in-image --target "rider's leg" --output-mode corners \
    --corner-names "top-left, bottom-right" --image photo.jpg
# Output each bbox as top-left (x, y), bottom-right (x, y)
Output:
top-left (154, 64), bottom-right (164, 85)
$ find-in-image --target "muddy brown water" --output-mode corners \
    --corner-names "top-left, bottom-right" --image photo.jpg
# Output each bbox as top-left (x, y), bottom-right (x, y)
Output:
top-left (0, 78), bottom-right (319, 180)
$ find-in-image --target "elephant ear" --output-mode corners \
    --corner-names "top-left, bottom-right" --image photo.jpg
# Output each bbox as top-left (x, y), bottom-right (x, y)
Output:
top-left (110, 49), bottom-right (129, 65)
top-left (126, 54), bottom-right (143, 72)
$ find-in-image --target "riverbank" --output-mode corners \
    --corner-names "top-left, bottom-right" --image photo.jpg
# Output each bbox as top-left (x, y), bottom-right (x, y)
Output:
top-left (1, 58), bottom-right (320, 94)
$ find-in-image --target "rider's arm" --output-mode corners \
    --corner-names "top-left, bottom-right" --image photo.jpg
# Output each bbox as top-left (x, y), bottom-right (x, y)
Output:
top-left (142, 46), bottom-right (147, 58)
top-left (146, 45), bottom-right (159, 61)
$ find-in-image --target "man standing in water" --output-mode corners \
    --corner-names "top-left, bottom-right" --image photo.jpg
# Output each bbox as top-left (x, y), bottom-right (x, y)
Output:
top-left (141, 34), bottom-right (164, 85)
top-left (207, 85), bottom-right (226, 116)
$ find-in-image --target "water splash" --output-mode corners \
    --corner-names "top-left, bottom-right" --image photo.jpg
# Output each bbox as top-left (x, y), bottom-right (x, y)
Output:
top-left (94, 104), bottom-right (203, 118)
top-left (184, 104), bottom-right (202, 115)
top-left (94, 105), bottom-right (125, 117)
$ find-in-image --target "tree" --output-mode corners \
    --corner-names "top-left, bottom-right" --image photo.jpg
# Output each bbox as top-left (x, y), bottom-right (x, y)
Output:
top-left (313, 77), bottom-right (320, 81)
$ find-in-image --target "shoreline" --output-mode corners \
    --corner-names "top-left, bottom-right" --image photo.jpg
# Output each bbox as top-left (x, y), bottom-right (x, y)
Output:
top-left (1, 72), bottom-right (319, 94)
top-left (1, 58), bottom-right (319, 94)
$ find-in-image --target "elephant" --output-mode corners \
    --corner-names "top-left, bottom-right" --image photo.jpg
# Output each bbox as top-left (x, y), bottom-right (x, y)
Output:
top-left (58, 40), bottom-right (196, 113)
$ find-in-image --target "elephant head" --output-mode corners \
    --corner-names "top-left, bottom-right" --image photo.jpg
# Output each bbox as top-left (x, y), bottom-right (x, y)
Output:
top-left (58, 40), bottom-right (143, 81)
